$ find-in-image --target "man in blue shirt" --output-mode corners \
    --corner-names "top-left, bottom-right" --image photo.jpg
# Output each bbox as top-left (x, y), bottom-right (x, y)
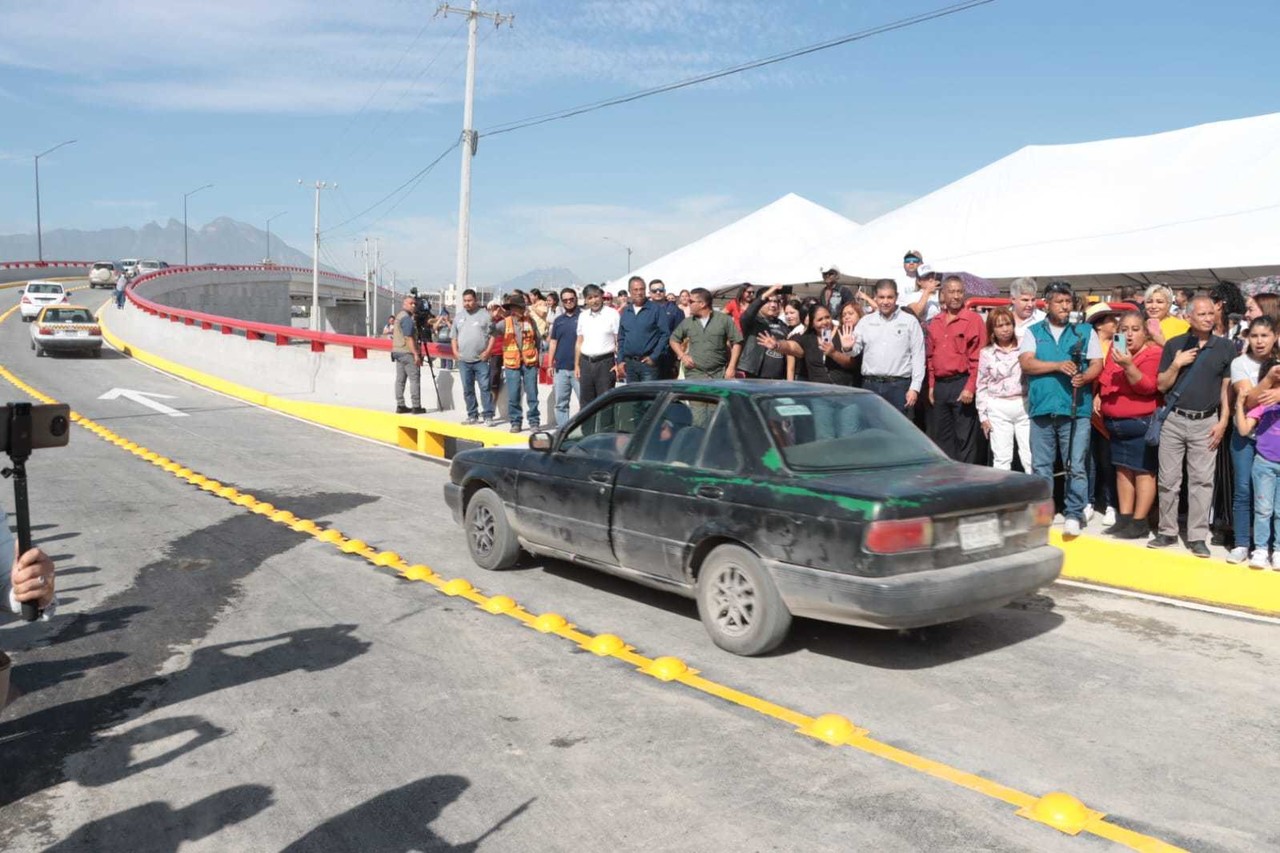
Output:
top-left (616, 276), bottom-right (669, 383)
top-left (547, 287), bottom-right (581, 426)
top-left (649, 278), bottom-right (684, 378)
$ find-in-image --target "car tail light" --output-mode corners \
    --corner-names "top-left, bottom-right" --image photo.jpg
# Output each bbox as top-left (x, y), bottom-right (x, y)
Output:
top-left (38, 327), bottom-right (54, 336)
top-left (865, 518), bottom-right (934, 554)
top-left (20, 295), bottom-right (30, 304)
top-left (1030, 499), bottom-right (1055, 528)
top-left (88, 325), bottom-right (101, 336)
top-left (60, 295), bottom-right (69, 303)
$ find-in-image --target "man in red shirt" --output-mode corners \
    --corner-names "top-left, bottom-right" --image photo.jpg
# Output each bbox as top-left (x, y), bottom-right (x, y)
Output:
top-left (927, 275), bottom-right (987, 462)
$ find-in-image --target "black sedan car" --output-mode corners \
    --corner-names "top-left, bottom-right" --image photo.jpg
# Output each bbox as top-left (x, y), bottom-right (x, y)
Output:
top-left (444, 381), bottom-right (1062, 656)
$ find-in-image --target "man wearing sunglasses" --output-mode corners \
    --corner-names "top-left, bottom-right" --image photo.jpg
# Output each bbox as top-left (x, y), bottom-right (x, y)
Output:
top-left (1018, 281), bottom-right (1104, 537)
top-left (547, 287), bottom-right (582, 426)
top-left (649, 279), bottom-right (684, 378)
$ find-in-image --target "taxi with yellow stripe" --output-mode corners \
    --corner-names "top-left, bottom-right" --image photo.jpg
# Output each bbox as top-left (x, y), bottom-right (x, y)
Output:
top-left (30, 305), bottom-right (103, 358)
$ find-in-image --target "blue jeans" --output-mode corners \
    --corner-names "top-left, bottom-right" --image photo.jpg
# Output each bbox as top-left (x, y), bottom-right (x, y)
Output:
top-left (553, 368), bottom-right (579, 426)
top-left (623, 358), bottom-right (659, 384)
top-left (1031, 415), bottom-right (1091, 521)
top-left (504, 366), bottom-right (540, 427)
top-left (115, 288), bottom-right (126, 308)
top-left (1230, 431), bottom-right (1255, 550)
top-left (458, 359), bottom-right (493, 421)
top-left (1251, 455), bottom-right (1280, 551)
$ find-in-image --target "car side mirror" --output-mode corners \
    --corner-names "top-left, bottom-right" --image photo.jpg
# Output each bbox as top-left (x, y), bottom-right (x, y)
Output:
top-left (528, 431), bottom-right (554, 452)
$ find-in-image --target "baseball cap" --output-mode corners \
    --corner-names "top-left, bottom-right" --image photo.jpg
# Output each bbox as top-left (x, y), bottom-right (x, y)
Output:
top-left (903, 250), bottom-right (923, 263)
top-left (821, 264), bottom-right (840, 275)
top-left (916, 264), bottom-right (936, 279)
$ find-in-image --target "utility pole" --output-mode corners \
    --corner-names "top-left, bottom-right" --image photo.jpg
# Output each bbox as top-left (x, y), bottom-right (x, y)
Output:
top-left (362, 236), bottom-right (371, 336)
top-left (436, 0), bottom-right (513, 295)
top-left (375, 238), bottom-right (382, 325)
top-left (300, 180), bottom-right (336, 332)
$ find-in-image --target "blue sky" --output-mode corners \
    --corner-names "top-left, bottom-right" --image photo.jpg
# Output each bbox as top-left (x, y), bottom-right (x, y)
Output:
top-left (1, 0), bottom-right (1277, 288)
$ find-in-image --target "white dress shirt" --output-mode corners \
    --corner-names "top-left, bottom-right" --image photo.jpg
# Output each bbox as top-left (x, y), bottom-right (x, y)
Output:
top-left (855, 308), bottom-right (927, 391)
top-left (576, 307), bottom-right (620, 357)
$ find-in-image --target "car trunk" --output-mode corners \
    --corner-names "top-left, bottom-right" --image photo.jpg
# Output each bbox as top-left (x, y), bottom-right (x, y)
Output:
top-left (800, 461), bottom-right (1052, 575)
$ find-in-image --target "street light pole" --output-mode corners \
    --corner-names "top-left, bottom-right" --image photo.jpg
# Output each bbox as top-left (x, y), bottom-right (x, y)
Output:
top-left (182, 183), bottom-right (213, 266)
top-left (33, 139), bottom-right (77, 263)
top-left (300, 180), bottom-right (336, 332)
top-left (602, 236), bottom-right (633, 275)
top-left (265, 210), bottom-right (287, 263)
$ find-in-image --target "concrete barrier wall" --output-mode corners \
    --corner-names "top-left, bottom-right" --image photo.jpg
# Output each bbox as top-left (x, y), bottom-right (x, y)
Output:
top-left (107, 301), bottom-right (561, 425)
top-left (139, 270), bottom-right (294, 326)
top-left (0, 265), bottom-right (90, 285)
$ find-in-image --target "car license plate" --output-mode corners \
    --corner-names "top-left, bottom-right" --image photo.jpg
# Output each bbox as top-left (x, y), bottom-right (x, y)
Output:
top-left (959, 514), bottom-right (1001, 552)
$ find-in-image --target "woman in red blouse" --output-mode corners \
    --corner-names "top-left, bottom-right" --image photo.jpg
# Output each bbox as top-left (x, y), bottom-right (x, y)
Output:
top-left (1094, 310), bottom-right (1162, 538)
top-left (723, 284), bottom-right (756, 333)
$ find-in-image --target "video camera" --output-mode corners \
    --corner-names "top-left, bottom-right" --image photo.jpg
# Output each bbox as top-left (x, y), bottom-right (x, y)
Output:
top-left (0, 403), bottom-right (71, 621)
top-left (407, 287), bottom-right (435, 343)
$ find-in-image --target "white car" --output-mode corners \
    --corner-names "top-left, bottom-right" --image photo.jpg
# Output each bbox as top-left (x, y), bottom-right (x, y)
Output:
top-left (20, 281), bottom-right (70, 321)
top-left (30, 305), bottom-right (102, 358)
top-left (135, 259), bottom-right (168, 275)
top-left (120, 258), bottom-right (140, 276)
top-left (89, 261), bottom-right (121, 289)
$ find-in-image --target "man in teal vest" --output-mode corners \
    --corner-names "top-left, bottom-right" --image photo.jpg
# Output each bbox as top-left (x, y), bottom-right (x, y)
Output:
top-left (1018, 281), bottom-right (1103, 537)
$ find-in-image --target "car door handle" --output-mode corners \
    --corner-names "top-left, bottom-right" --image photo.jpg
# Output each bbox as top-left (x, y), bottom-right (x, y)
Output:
top-left (589, 471), bottom-right (611, 484)
top-left (695, 485), bottom-right (724, 500)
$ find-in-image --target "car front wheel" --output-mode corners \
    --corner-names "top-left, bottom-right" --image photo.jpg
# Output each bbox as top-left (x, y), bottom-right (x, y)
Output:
top-left (464, 487), bottom-right (520, 570)
top-left (696, 544), bottom-right (791, 656)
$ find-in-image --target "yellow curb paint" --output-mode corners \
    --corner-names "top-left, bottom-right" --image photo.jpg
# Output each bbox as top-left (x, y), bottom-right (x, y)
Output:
top-left (1054, 531), bottom-right (1280, 617)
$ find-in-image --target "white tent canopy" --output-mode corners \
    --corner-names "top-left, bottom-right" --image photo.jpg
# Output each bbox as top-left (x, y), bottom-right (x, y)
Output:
top-left (819, 112), bottom-right (1280, 290)
top-left (608, 193), bottom-right (860, 294)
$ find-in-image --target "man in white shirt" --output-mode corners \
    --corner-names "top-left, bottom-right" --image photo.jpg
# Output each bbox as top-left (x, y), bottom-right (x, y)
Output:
top-left (899, 264), bottom-right (941, 322)
top-left (575, 284), bottom-right (622, 406)
top-left (1010, 277), bottom-right (1046, 339)
top-left (853, 279), bottom-right (926, 414)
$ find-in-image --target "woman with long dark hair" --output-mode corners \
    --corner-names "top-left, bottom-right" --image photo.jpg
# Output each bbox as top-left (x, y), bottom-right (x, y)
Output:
top-left (1096, 310), bottom-right (1162, 537)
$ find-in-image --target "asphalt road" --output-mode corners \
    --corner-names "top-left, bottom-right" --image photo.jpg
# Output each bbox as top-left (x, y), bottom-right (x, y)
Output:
top-left (0, 284), bottom-right (1276, 852)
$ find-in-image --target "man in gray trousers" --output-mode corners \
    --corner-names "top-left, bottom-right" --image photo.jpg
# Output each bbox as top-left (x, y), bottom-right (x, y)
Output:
top-left (392, 295), bottom-right (425, 414)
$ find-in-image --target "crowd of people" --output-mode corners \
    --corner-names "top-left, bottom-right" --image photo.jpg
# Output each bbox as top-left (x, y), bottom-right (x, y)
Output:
top-left (429, 250), bottom-right (1277, 568)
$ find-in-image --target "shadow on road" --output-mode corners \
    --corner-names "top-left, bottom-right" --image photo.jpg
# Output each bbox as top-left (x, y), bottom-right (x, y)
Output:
top-left (44, 785), bottom-right (274, 853)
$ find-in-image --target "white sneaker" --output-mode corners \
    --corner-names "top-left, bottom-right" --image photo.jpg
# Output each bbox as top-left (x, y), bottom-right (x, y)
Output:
top-left (1272, 553), bottom-right (1280, 571)
top-left (1249, 549), bottom-right (1270, 569)
top-left (1063, 519), bottom-right (1082, 537)
top-left (1226, 546), bottom-right (1248, 564)
top-left (1101, 507), bottom-right (1116, 527)
top-left (1082, 504), bottom-right (1095, 523)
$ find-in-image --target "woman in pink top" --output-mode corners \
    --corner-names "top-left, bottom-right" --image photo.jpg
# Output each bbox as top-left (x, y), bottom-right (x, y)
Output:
top-left (976, 307), bottom-right (1031, 471)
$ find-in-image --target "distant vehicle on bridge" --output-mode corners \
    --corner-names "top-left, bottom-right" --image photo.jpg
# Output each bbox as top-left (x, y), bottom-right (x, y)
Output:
top-left (120, 257), bottom-right (140, 276)
top-left (135, 259), bottom-right (169, 275)
top-left (445, 381), bottom-right (1063, 656)
top-left (89, 261), bottom-right (121, 288)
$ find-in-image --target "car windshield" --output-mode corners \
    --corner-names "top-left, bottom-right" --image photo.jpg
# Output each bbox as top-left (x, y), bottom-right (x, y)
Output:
top-left (28, 283), bottom-right (63, 294)
top-left (43, 308), bottom-right (93, 323)
top-left (756, 392), bottom-right (942, 471)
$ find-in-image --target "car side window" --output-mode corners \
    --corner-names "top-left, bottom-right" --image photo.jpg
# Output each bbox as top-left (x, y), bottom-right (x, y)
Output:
top-left (561, 397), bottom-right (654, 459)
top-left (634, 398), bottom-right (718, 467)
top-left (699, 405), bottom-right (743, 472)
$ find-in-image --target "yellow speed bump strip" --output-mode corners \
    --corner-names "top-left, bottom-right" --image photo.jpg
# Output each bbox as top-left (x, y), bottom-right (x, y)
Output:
top-left (0, 315), bottom-right (1184, 851)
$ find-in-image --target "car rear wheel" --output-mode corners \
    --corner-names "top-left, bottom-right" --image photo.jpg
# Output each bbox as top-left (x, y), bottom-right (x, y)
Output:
top-left (696, 544), bottom-right (791, 656)
top-left (465, 487), bottom-right (520, 570)
top-left (34, 345), bottom-right (44, 358)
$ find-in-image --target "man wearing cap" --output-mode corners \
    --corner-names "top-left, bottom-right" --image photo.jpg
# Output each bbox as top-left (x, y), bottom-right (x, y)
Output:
top-left (391, 294), bottom-right (426, 415)
top-left (901, 264), bottom-right (941, 322)
top-left (649, 278), bottom-right (684, 378)
top-left (616, 276), bottom-right (670, 383)
top-left (855, 279), bottom-right (926, 412)
top-left (820, 266), bottom-right (857, 318)
top-left (899, 250), bottom-right (924, 296)
top-left (1018, 281), bottom-right (1104, 537)
top-left (926, 275), bottom-right (987, 462)
top-left (499, 297), bottom-right (542, 433)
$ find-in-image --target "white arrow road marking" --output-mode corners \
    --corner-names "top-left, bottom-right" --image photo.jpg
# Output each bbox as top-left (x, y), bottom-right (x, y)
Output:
top-left (98, 388), bottom-right (189, 417)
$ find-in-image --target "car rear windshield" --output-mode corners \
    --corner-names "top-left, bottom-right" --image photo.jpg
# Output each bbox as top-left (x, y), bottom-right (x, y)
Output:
top-left (756, 392), bottom-right (942, 471)
top-left (93, 263), bottom-right (114, 270)
top-left (28, 283), bottom-right (63, 294)
top-left (43, 309), bottom-right (93, 323)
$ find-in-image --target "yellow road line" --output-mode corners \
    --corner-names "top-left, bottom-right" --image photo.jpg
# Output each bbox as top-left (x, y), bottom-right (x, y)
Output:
top-left (6, 302), bottom-right (1190, 851)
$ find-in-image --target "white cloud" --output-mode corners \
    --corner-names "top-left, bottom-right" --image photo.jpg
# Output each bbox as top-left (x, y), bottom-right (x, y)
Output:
top-left (0, 0), bottom-right (817, 114)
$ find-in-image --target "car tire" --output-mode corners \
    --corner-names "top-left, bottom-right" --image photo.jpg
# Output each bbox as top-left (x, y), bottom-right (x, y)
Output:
top-left (35, 346), bottom-right (44, 358)
top-left (464, 487), bottom-right (520, 570)
top-left (91, 348), bottom-right (102, 358)
top-left (696, 544), bottom-right (791, 656)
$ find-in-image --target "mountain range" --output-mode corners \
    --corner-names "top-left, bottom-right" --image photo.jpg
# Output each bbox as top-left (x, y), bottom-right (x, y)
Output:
top-left (0, 217), bottom-right (313, 267)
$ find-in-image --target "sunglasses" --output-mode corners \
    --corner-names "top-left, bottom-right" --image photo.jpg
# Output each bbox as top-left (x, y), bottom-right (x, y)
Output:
top-left (1044, 282), bottom-right (1073, 297)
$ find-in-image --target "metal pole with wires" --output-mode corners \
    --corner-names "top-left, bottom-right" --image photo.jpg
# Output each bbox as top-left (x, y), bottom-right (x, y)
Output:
top-left (300, 180), bottom-right (336, 331)
top-left (436, 0), bottom-right (513, 295)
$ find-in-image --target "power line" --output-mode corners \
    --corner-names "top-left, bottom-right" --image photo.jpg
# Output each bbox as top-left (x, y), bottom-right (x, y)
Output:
top-left (321, 139), bottom-right (461, 237)
top-left (480, 0), bottom-right (996, 138)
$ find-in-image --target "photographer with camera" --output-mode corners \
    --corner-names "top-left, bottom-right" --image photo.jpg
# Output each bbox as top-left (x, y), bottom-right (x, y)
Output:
top-left (391, 295), bottom-right (426, 415)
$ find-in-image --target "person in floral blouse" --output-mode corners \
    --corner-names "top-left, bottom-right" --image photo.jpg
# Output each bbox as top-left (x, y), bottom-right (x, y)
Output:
top-left (976, 307), bottom-right (1032, 471)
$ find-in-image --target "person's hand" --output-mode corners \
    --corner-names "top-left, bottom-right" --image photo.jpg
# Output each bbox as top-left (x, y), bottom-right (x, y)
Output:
top-left (1111, 347), bottom-right (1133, 367)
top-left (1209, 419), bottom-right (1228, 450)
top-left (928, 386), bottom-right (935, 405)
top-left (574, 366), bottom-right (581, 380)
top-left (1070, 372), bottom-right (1090, 388)
top-left (11, 546), bottom-right (54, 610)
top-left (1093, 394), bottom-right (1102, 416)
top-left (1259, 388), bottom-right (1280, 406)
top-left (905, 390), bottom-right (918, 409)
top-left (762, 285), bottom-right (782, 299)
top-left (1147, 317), bottom-right (1165, 344)
top-left (1171, 347), bottom-right (1198, 369)
top-left (818, 337), bottom-right (835, 355)
top-left (723, 366), bottom-right (735, 380)
top-left (757, 332), bottom-right (778, 351)
top-left (414, 354), bottom-right (423, 367)
top-left (981, 420), bottom-right (992, 437)
top-left (1267, 364), bottom-right (1280, 384)
top-left (840, 322), bottom-right (857, 346)
top-left (958, 388), bottom-right (974, 405)
top-left (680, 353), bottom-right (695, 369)
top-left (1058, 360), bottom-right (1079, 376)
top-left (613, 363), bottom-right (626, 379)
top-left (640, 356), bottom-right (653, 366)
top-left (856, 290), bottom-right (874, 306)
